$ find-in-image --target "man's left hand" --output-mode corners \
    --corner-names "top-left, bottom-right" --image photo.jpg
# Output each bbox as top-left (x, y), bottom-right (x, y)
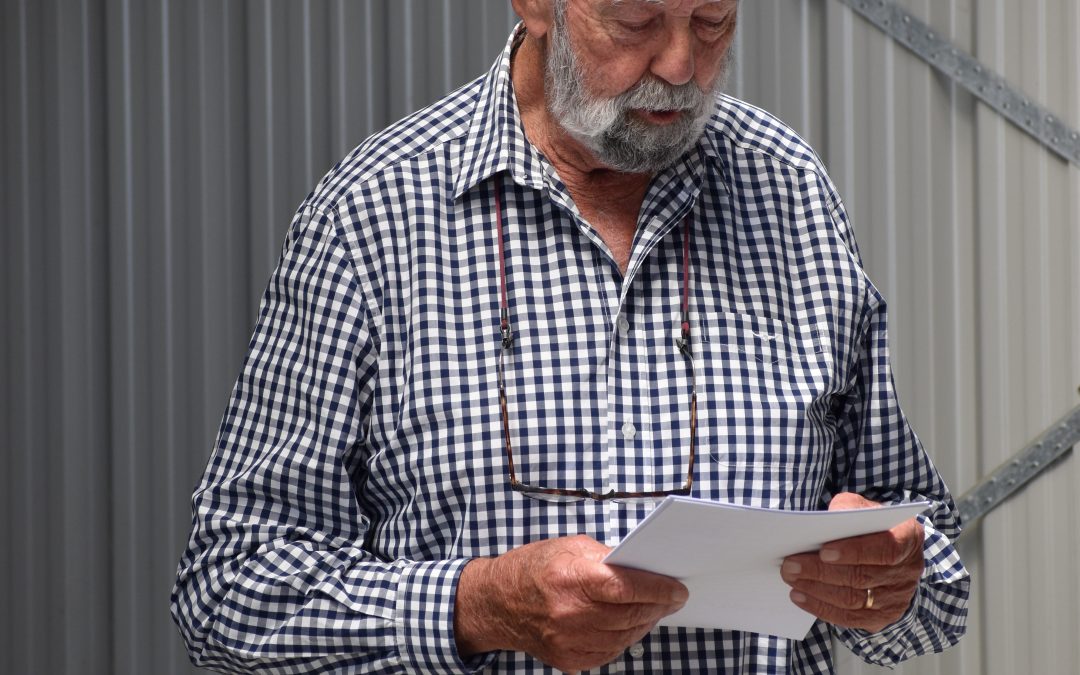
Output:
top-left (779, 492), bottom-right (925, 633)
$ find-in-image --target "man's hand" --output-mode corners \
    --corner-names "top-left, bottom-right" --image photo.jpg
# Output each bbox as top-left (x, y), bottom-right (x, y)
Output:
top-left (454, 535), bottom-right (688, 673)
top-left (780, 493), bottom-right (925, 633)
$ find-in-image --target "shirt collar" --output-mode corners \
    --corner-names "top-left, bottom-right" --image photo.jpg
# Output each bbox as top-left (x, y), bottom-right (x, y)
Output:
top-left (701, 98), bottom-right (733, 191)
top-left (452, 24), bottom-right (547, 200)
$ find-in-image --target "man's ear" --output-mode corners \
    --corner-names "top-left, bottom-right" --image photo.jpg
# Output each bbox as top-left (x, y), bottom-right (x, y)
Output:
top-left (512, 0), bottom-right (556, 40)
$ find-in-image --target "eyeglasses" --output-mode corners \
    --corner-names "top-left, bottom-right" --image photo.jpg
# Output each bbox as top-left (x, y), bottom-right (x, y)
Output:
top-left (493, 180), bottom-right (696, 502)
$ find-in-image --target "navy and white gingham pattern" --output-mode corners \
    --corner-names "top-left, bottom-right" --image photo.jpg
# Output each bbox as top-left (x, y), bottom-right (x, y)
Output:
top-left (172, 26), bottom-right (969, 674)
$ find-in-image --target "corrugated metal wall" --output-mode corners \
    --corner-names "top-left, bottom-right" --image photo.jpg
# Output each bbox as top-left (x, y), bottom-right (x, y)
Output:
top-left (2, 1), bottom-right (1077, 673)
top-left (734, 2), bottom-right (1080, 674)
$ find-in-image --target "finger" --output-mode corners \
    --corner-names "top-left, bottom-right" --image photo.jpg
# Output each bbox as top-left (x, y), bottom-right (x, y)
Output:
top-left (788, 587), bottom-right (874, 631)
top-left (539, 622), bottom-right (656, 672)
top-left (564, 534), bottom-right (613, 563)
top-left (795, 580), bottom-right (915, 613)
top-left (537, 619), bottom-right (640, 658)
top-left (789, 582), bottom-right (915, 632)
top-left (780, 555), bottom-right (919, 590)
top-left (591, 618), bottom-right (660, 644)
top-left (787, 579), bottom-right (869, 611)
top-left (827, 492), bottom-right (881, 512)
top-left (817, 518), bottom-right (924, 567)
top-left (583, 563), bottom-right (689, 606)
top-left (586, 601), bottom-right (683, 631)
top-left (542, 644), bottom-right (622, 675)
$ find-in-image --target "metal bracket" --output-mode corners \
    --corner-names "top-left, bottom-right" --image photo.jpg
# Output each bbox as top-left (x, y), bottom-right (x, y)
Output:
top-left (836, 0), bottom-right (1080, 168)
top-left (956, 403), bottom-right (1080, 527)
top-left (831, 0), bottom-right (1080, 524)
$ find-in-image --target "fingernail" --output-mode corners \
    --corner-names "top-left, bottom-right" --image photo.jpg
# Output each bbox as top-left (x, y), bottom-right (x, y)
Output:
top-left (671, 587), bottom-right (689, 603)
top-left (791, 591), bottom-right (807, 603)
top-left (781, 560), bottom-right (801, 577)
top-left (820, 548), bottom-right (841, 562)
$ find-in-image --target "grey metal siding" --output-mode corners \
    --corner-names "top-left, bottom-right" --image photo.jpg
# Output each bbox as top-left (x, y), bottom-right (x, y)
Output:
top-left (735, 2), bottom-right (1080, 674)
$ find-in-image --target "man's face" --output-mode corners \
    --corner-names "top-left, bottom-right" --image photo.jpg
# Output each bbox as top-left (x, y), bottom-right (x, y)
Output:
top-left (544, 0), bottom-right (738, 174)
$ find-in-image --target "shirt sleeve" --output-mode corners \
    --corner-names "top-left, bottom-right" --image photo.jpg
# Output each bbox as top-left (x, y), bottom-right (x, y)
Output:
top-left (170, 205), bottom-right (488, 674)
top-left (826, 280), bottom-right (971, 667)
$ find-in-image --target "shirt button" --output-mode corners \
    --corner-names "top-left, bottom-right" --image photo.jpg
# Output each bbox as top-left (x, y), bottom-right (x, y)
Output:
top-left (628, 643), bottom-right (645, 658)
top-left (617, 316), bottom-right (630, 338)
top-left (621, 422), bottom-right (637, 440)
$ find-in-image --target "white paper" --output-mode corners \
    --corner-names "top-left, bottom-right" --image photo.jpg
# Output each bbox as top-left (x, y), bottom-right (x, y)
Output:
top-left (602, 497), bottom-right (930, 640)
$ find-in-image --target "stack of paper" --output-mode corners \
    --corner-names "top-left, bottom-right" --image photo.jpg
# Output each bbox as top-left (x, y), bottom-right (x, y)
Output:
top-left (603, 497), bottom-right (929, 640)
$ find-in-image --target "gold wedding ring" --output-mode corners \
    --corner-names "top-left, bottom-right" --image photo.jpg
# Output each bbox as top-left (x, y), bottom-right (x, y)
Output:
top-left (864, 588), bottom-right (875, 610)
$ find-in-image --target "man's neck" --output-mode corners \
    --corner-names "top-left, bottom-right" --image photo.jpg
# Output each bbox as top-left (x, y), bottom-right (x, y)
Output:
top-left (510, 32), bottom-right (652, 217)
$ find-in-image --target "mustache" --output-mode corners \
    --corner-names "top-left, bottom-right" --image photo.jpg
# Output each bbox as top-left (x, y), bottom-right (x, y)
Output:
top-left (615, 76), bottom-right (706, 113)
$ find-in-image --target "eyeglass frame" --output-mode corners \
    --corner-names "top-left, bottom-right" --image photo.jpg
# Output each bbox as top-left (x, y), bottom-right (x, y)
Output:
top-left (493, 179), bottom-right (697, 502)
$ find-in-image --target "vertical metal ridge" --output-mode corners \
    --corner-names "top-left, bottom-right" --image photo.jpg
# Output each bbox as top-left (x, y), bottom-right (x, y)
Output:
top-left (798, 0), bottom-right (810, 138)
top-left (0, 1), bottom-right (15, 669)
top-left (262, 2), bottom-right (275, 271)
top-left (945, 0), bottom-right (980, 536)
top-left (910, 0), bottom-right (937, 446)
top-left (158, 0), bottom-right (180, 669)
top-left (403, 0), bottom-right (414, 114)
top-left (984, 0), bottom-right (1022, 671)
top-left (301, 0), bottom-right (314, 186)
top-left (196, 0), bottom-right (213, 481)
top-left (840, 3), bottom-right (855, 203)
top-left (728, 4), bottom-right (743, 99)
top-left (111, 0), bottom-right (139, 669)
top-left (159, 0), bottom-right (177, 526)
top-left (334, 0), bottom-right (347, 154)
top-left (363, 0), bottom-right (374, 134)
top-left (13, 0), bottom-right (37, 670)
top-left (442, 0), bottom-right (453, 94)
top-left (883, 29), bottom-right (898, 332)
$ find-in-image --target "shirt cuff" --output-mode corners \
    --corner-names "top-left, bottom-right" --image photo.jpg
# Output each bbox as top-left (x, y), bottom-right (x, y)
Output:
top-left (394, 558), bottom-right (497, 675)
top-left (837, 515), bottom-right (969, 666)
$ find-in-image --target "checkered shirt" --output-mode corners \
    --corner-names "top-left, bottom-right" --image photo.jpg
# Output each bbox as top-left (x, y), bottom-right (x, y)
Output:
top-left (171, 26), bottom-right (969, 675)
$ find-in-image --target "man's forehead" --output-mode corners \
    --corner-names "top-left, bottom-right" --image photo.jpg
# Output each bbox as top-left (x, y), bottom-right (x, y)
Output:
top-left (606, 0), bottom-right (735, 10)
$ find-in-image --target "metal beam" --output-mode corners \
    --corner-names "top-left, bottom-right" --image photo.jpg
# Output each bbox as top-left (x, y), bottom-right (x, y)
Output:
top-left (836, 0), bottom-right (1080, 168)
top-left (956, 404), bottom-right (1080, 527)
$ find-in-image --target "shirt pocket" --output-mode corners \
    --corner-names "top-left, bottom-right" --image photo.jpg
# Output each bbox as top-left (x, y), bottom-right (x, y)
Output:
top-left (694, 311), bottom-right (835, 510)
top-left (697, 310), bottom-right (826, 365)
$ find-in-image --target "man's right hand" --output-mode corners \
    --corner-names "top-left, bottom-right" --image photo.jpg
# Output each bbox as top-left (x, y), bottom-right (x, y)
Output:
top-left (453, 534), bottom-right (689, 673)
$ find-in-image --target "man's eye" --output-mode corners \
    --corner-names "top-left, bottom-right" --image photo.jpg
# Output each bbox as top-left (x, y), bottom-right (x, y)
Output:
top-left (695, 17), bottom-right (734, 40)
top-left (620, 18), bottom-right (656, 33)
top-left (695, 19), bottom-right (727, 33)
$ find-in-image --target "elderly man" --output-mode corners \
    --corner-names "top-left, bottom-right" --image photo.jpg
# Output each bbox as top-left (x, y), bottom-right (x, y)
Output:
top-left (172, 0), bottom-right (969, 672)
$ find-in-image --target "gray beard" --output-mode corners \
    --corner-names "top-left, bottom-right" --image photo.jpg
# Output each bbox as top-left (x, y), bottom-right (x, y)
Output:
top-left (544, 7), bottom-right (728, 174)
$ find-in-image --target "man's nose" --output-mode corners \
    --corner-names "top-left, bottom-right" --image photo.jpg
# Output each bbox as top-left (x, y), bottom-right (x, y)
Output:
top-left (650, 26), bottom-right (695, 86)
